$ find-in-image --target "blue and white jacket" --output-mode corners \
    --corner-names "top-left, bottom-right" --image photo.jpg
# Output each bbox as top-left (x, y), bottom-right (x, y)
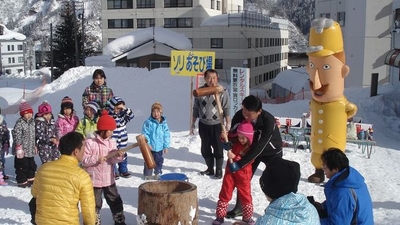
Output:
top-left (141, 115), bottom-right (170, 152)
top-left (321, 167), bottom-right (374, 225)
top-left (108, 96), bottom-right (134, 149)
top-left (255, 193), bottom-right (320, 225)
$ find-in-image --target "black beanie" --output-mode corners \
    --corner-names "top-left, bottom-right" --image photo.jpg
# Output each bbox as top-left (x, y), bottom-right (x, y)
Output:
top-left (260, 157), bottom-right (301, 199)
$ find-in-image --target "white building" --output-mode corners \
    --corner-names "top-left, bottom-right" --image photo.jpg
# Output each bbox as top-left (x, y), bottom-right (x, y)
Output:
top-left (101, 0), bottom-right (289, 89)
top-left (315, 0), bottom-right (391, 87)
top-left (0, 24), bottom-right (28, 75)
top-left (386, 0), bottom-right (400, 87)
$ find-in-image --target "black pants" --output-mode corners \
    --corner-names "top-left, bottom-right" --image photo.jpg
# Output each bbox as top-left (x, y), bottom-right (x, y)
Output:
top-left (198, 122), bottom-right (223, 161)
top-left (29, 197), bottom-right (37, 225)
top-left (251, 149), bottom-right (283, 177)
top-left (14, 156), bottom-right (37, 184)
top-left (94, 183), bottom-right (123, 215)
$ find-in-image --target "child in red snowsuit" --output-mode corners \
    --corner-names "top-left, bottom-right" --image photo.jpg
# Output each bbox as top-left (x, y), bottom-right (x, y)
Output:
top-left (213, 121), bottom-right (255, 225)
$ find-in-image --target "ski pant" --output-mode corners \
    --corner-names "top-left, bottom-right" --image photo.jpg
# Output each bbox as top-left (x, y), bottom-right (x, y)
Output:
top-left (14, 156), bottom-right (37, 184)
top-left (219, 163), bottom-right (253, 205)
top-left (114, 152), bottom-right (128, 174)
top-left (93, 183), bottom-right (124, 214)
top-left (143, 151), bottom-right (163, 176)
top-left (251, 149), bottom-right (283, 177)
top-left (198, 122), bottom-right (223, 170)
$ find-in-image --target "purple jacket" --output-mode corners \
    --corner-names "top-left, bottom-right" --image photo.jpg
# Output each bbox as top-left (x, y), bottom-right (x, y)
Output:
top-left (82, 134), bottom-right (122, 188)
top-left (56, 113), bottom-right (79, 139)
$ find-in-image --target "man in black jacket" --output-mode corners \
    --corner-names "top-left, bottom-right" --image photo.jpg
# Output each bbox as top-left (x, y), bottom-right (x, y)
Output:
top-left (225, 95), bottom-right (283, 218)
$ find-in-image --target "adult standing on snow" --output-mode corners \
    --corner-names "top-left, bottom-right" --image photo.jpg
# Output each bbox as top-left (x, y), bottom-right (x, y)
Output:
top-left (82, 69), bottom-right (114, 112)
top-left (191, 69), bottom-right (231, 179)
top-left (225, 95), bottom-right (283, 218)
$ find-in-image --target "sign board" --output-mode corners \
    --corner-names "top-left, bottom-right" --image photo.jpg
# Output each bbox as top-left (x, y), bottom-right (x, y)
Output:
top-left (196, 73), bottom-right (206, 88)
top-left (230, 67), bottom-right (250, 114)
top-left (170, 51), bottom-right (215, 76)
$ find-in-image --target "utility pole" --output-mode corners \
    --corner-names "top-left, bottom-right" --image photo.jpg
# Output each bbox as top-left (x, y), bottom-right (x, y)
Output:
top-left (50, 22), bottom-right (54, 82)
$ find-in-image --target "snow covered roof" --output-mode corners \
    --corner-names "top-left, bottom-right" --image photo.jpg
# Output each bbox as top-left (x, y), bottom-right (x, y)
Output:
top-left (273, 67), bottom-right (310, 93)
top-left (103, 27), bottom-right (192, 62)
top-left (0, 24), bottom-right (26, 41)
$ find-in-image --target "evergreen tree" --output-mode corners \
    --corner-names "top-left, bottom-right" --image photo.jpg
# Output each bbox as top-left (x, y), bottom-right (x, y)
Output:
top-left (49, 0), bottom-right (84, 74)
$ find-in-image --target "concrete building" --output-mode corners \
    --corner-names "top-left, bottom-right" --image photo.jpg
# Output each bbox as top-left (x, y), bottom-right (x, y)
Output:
top-left (0, 24), bottom-right (28, 75)
top-left (315, 0), bottom-right (391, 87)
top-left (385, 0), bottom-right (400, 87)
top-left (101, 0), bottom-right (289, 89)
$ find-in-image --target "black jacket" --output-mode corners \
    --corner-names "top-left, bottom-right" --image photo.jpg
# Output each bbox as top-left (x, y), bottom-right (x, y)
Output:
top-left (231, 109), bottom-right (282, 168)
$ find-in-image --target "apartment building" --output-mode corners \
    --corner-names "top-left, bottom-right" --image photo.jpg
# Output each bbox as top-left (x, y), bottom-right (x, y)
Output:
top-left (101, 0), bottom-right (289, 89)
top-left (315, 0), bottom-right (391, 87)
top-left (0, 24), bottom-right (27, 75)
top-left (386, 0), bottom-right (400, 87)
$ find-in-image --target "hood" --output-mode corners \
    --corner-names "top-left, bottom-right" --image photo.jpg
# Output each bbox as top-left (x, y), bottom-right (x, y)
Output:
top-left (149, 115), bottom-right (167, 124)
top-left (327, 167), bottom-right (364, 189)
top-left (108, 96), bottom-right (125, 113)
top-left (265, 193), bottom-right (315, 223)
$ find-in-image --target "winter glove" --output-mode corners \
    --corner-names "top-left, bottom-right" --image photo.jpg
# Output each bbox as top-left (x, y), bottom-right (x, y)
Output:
top-left (16, 145), bottom-right (24, 159)
top-left (222, 141), bottom-right (233, 150)
top-left (229, 162), bottom-right (240, 173)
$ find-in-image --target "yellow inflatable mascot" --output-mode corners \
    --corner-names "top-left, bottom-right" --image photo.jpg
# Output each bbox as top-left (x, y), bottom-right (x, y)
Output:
top-left (306, 18), bottom-right (357, 183)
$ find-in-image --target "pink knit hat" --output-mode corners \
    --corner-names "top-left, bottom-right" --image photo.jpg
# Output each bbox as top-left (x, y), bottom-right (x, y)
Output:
top-left (19, 100), bottom-right (33, 116)
top-left (37, 100), bottom-right (52, 116)
top-left (237, 121), bottom-right (254, 145)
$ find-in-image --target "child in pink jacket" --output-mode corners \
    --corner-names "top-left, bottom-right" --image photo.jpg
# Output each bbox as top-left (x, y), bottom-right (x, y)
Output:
top-left (56, 96), bottom-right (79, 139)
top-left (82, 110), bottom-right (126, 225)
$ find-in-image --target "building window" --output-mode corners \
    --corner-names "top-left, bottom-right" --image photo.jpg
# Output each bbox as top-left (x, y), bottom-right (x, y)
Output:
top-left (248, 38), bottom-right (251, 48)
top-left (255, 57), bottom-right (258, 67)
top-left (8, 58), bottom-right (11, 63)
top-left (18, 57), bottom-right (24, 63)
top-left (217, 1), bottom-right (220, 10)
top-left (259, 56), bottom-right (262, 65)
top-left (215, 59), bottom-right (223, 69)
top-left (211, 0), bottom-right (214, 9)
top-left (255, 38), bottom-right (258, 48)
top-left (211, 38), bottom-right (223, 48)
top-left (395, 9), bottom-right (400, 29)
top-left (108, 19), bottom-right (134, 28)
top-left (238, 5), bottom-right (241, 12)
top-left (18, 45), bottom-right (23, 50)
top-left (150, 61), bottom-right (170, 70)
top-left (164, 18), bottom-right (192, 28)
top-left (247, 58), bottom-right (251, 68)
top-left (107, 0), bottom-right (133, 9)
top-left (260, 38), bottom-right (263, 47)
top-left (137, 18), bottom-right (155, 28)
top-left (164, 0), bottom-right (193, 7)
top-left (137, 0), bottom-right (155, 8)
top-left (337, 12), bottom-right (345, 26)
top-left (7, 45), bottom-right (11, 51)
top-left (320, 13), bottom-right (330, 18)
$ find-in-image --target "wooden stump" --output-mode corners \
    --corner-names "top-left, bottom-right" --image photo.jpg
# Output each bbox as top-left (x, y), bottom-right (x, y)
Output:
top-left (138, 181), bottom-right (198, 225)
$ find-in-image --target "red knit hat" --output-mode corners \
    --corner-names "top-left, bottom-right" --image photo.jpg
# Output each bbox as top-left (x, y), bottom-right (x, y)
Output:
top-left (97, 110), bottom-right (116, 131)
top-left (61, 96), bottom-right (74, 109)
top-left (20, 100), bottom-right (33, 116)
top-left (237, 121), bottom-right (254, 145)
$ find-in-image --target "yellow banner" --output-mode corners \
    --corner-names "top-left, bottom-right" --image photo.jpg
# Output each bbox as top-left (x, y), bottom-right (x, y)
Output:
top-left (170, 51), bottom-right (215, 76)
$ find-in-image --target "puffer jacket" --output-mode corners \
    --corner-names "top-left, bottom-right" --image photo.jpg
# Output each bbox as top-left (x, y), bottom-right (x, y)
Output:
top-left (0, 115), bottom-right (10, 154)
top-left (141, 115), bottom-right (170, 152)
top-left (255, 193), bottom-right (320, 225)
top-left (31, 155), bottom-right (96, 225)
top-left (56, 113), bottom-right (79, 139)
top-left (35, 117), bottom-right (60, 163)
top-left (82, 134), bottom-right (123, 187)
top-left (12, 116), bottom-right (36, 157)
top-left (75, 115), bottom-right (98, 138)
top-left (108, 96), bottom-right (134, 149)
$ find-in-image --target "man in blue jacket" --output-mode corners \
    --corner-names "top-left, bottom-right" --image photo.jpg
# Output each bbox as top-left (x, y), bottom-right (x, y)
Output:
top-left (310, 148), bottom-right (374, 225)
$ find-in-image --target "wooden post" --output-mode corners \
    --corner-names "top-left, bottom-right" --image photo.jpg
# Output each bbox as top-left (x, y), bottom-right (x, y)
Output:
top-left (189, 76), bottom-right (194, 135)
top-left (138, 181), bottom-right (198, 225)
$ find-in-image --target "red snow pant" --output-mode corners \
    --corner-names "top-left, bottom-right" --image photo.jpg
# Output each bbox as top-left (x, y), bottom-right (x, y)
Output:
top-left (216, 163), bottom-right (253, 220)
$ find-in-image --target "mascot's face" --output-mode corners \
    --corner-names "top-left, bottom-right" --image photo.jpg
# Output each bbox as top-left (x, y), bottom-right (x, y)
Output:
top-left (307, 55), bottom-right (349, 102)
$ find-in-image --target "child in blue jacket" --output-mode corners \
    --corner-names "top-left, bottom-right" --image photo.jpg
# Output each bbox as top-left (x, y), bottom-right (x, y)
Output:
top-left (108, 96), bottom-right (134, 178)
top-left (141, 102), bottom-right (170, 180)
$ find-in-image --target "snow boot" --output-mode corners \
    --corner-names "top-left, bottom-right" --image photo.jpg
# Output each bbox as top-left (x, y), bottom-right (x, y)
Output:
top-left (307, 168), bottom-right (325, 183)
top-left (212, 217), bottom-right (224, 225)
top-left (226, 198), bottom-right (242, 218)
top-left (113, 211), bottom-right (126, 225)
top-left (200, 157), bottom-right (214, 175)
top-left (95, 211), bottom-right (101, 225)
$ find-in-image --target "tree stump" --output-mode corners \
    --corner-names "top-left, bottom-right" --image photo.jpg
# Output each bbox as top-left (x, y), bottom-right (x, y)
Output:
top-left (137, 181), bottom-right (198, 225)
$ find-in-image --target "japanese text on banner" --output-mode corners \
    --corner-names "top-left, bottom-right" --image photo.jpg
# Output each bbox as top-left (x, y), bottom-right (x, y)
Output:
top-left (170, 50), bottom-right (215, 76)
top-left (230, 67), bottom-right (250, 114)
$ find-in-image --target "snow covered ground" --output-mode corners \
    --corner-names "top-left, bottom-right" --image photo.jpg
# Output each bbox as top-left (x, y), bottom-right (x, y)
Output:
top-left (0, 65), bottom-right (399, 225)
